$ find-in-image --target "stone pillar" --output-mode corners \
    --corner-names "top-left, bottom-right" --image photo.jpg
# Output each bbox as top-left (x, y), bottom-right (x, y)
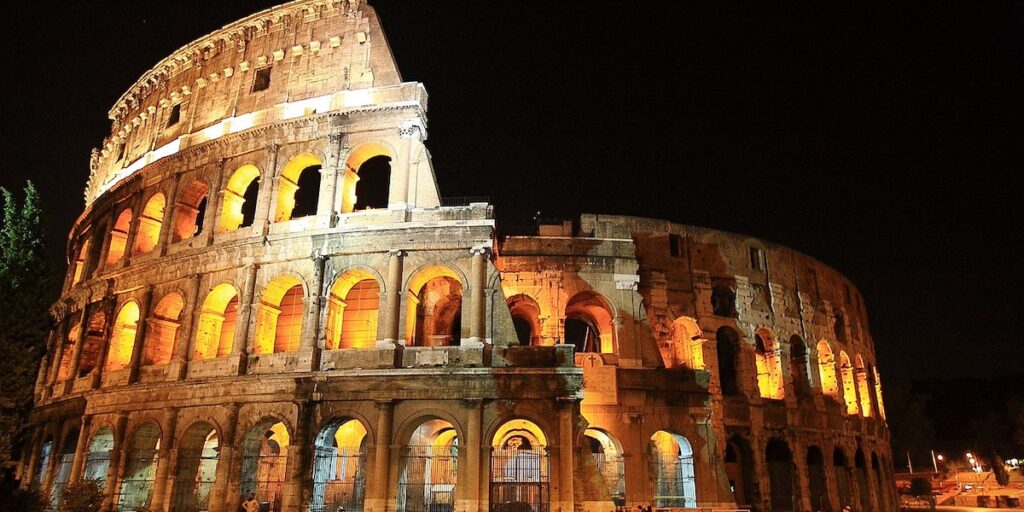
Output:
top-left (92, 299), bottom-right (118, 389)
top-left (367, 400), bottom-right (394, 512)
top-left (103, 413), bottom-right (130, 512)
top-left (69, 415), bottom-right (92, 483)
top-left (121, 196), bottom-right (143, 267)
top-left (380, 250), bottom-right (405, 347)
top-left (151, 407), bottom-right (178, 511)
top-left (65, 311), bottom-right (88, 394)
top-left (168, 273), bottom-right (202, 380)
top-left (460, 399), bottom-right (483, 512)
top-left (127, 286), bottom-right (154, 384)
top-left (22, 428), bottom-right (44, 489)
top-left (205, 158), bottom-right (228, 244)
top-left (254, 144), bottom-right (280, 235)
top-left (158, 179), bottom-right (179, 254)
top-left (467, 247), bottom-right (488, 346)
top-left (44, 326), bottom-right (66, 399)
top-left (233, 264), bottom-right (259, 373)
top-left (208, 403), bottom-right (239, 512)
top-left (391, 123), bottom-right (422, 209)
top-left (300, 256), bottom-right (326, 369)
top-left (317, 133), bottom-right (345, 221)
top-left (282, 402), bottom-right (314, 512)
top-left (42, 423), bottom-right (73, 497)
top-left (556, 399), bottom-right (578, 512)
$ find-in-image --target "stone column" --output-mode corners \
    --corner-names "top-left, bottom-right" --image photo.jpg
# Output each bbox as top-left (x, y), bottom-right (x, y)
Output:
top-left (467, 247), bottom-right (488, 346)
top-left (556, 398), bottom-right (578, 512)
top-left (232, 264), bottom-right (259, 373)
top-left (69, 415), bottom-right (92, 483)
top-left (460, 399), bottom-right (483, 512)
top-left (317, 133), bottom-right (345, 222)
top-left (64, 311), bottom-right (88, 394)
top-left (42, 423), bottom-right (74, 497)
top-left (121, 196), bottom-right (143, 267)
top-left (22, 428), bottom-right (44, 489)
top-left (205, 158), bottom-right (228, 244)
top-left (282, 402), bottom-right (313, 512)
top-left (391, 123), bottom-right (422, 209)
top-left (103, 413), bottom-right (130, 511)
top-left (299, 256), bottom-right (326, 370)
top-left (158, 178), bottom-right (179, 254)
top-left (208, 403), bottom-right (239, 512)
top-left (254, 144), bottom-right (280, 235)
top-left (380, 250), bottom-right (405, 347)
top-left (169, 273), bottom-right (202, 380)
top-left (366, 400), bottom-right (394, 512)
top-left (92, 299), bottom-right (118, 389)
top-left (792, 438), bottom-right (813, 512)
top-left (44, 325), bottom-right (66, 399)
top-left (150, 408), bottom-right (178, 511)
top-left (127, 286), bottom-right (154, 384)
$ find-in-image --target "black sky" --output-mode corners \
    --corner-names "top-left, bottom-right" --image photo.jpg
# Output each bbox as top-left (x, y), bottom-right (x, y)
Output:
top-left (1, 1), bottom-right (1021, 381)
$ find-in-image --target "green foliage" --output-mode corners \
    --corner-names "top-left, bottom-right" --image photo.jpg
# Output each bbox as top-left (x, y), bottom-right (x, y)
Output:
top-left (909, 476), bottom-right (932, 497)
top-left (59, 478), bottom-right (104, 512)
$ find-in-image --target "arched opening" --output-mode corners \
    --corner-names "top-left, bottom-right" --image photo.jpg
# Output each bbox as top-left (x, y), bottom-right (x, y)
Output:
top-left (873, 367), bottom-right (887, 420)
top-left (507, 294), bottom-right (541, 346)
top-left (35, 436), bottom-right (53, 486)
top-left (312, 418), bottom-right (368, 512)
top-left (839, 352), bottom-right (859, 415)
top-left (117, 423), bottom-right (161, 511)
top-left (57, 320), bottom-right (81, 381)
top-left (833, 448), bottom-right (854, 510)
top-left (71, 238), bottom-right (90, 286)
top-left (171, 423), bottom-right (219, 512)
top-left (716, 327), bottom-right (741, 396)
top-left (765, 438), bottom-right (795, 512)
top-left (274, 153), bottom-right (322, 222)
top-left (78, 311), bottom-right (106, 377)
top-left (871, 453), bottom-right (884, 512)
top-left (790, 336), bottom-right (810, 398)
top-left (254, 276), bottom-right (304, 354)
top-left (142, 293), bottom-right (184, 366)
top-left (490, 419), bottom-right (549, 512)
top-left (806, 446), bottom-right (830, 512)
top-left (670, 316), bottom-right (704, 369)
top-left (834, 311), bottom-right (847, 342)
top-left (855, 450), bottom-right (871, 512)
top-left (584, 428), bottom-right (625, 504)
top-left (240, 420), bottom-right (289, 512)
top-left (648, 430), bottom-right (696, 508)
top-left (711, 285), bottom-right (737, 317)
top-left (85, 227), bottom-right (105, 278)
top-left (325, 271), bottom-right (381, 350)
top-left (754, 329), bottom-right (784, 399)
top-left (193, 284), bottom-right (239, 360)
top-left (133, 193), bottom-right (166, 255)
top-left (406, 267), bottom-right (463, 347)
top-left (855, 356), bottom-right (873, 417)
top-left (219, 165), bottom-right (260, 232)
top-left (106, 208), bottom-right (133, 266)
top-left (171, 180), bottom-right (209, 242)
top-left (49, 430), bottom-right (79, 507)
top-left (398, 419), bottom-right (458, 512)
top-left (104, 301), bottom-right (140, 373)
top-left (343, 144), bottom-right (392, 212)
top-left (564, 292), bottom-right (614, 354)
top-left (724, 436), bottom-right (757, 508)
top-left (84, 428), bottom-right (115, 485)
top-left (816, 340), bottom-right (838, 398)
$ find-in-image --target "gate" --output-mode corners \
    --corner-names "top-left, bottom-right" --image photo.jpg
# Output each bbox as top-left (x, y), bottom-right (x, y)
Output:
top-left (170, 451), bottom-right (219, 512)
top-left (398, 445), bottom-right (457, 512)
top-left (649, 452), bottom-right (695, 508)
top-left (311, 446), bottom-right (366, 512)
top-left (591, 452), bottom-right (625, 504)
top-left (49, 453), bottom-right (74, 506)
top-left (489, 448), bottom-right (549, 512)
top-left (83, 450), bottom-right (111, 484)
top-left (240, 453), bottom-right (286, 512)
top-left (116, 448), bottom-right (159, 511)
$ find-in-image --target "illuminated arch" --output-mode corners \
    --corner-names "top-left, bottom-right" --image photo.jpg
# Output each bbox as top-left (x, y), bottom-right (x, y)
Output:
top-left (172, 422), bottom-right (220, 512)
top-left (105, 208), bottom-right (133, 266)
top-left (71, 238), bottom-right (90, 286)
top-left (490, 419), bottom-right (550, 511)
top-left (193, 284), bottom-right (239, 360)
top-left (564, 291), bottom-right (615, 354)
top-left (104, 301), bottom-right (140, 373)
top-left (142, 292), bottom-right (184, 366)
top-left (397, 418), bottom-right (459, 512)
top-left (57, 321), bottom-right (81, 381)
top-left (855, 355), bottom-right (872, 417)
top-left (78, 311), bottom-right (106, 377)
top-left (171, 180), bottom-right (209, 242)
top-left (312, 417), bottom-right (370, 512)
top-left (649, 430), bottom-right (696, 508)
top-left (873, 367), bottom-right (887, 420)
top-left (240, 419), bottom-right (290, 511)
top-left (133, 193), bottom-right (166, 255)
top-left (754, 328), bottom-right (784, 399)
top-left (219, 165), bottom-right (260, 232)
top-left (816, 340), bottom-right (839, 398)
top-left (507, 294), bottom-right (541, 346)
top-left (839, 351), bottom-right (859, 415)
top-left (584, 428), bottom-right (625, 502)
top-left (670, 316), bottom-right (704, 369)
top-left (405, 265), bottom-right (464, 347)
top-left (117, 422), bottom-right (161, 511)
top-left (254, 275), bottom-right (305, 354)
top-left (325, 269), bottom-right (382, 350)
top-left (342, 142), bottom-right (395, 213)
top-left (274, 152), bottom-right (322, 222)
top-left (84, 427), bottom-right (115, 484)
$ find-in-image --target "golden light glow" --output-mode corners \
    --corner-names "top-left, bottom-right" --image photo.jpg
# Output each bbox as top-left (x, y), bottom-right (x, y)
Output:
top-left (133, 193), bottom-right (166, 255)
top-left (104, 301), bottom-right (140, 373)
top-left (873, 367), bottom-right (887, 420)
top-left (254, 276), bottom-right (304, 354)
top-left (669, 316), bottom-right (704, 369)
top-left (341, 142), bottom-right (392, 213)
top-left (855, 355), bottom-right (872, 417)
top-left (142, 293), bottom-right (184, 366)
top-left (405, 265), bottom-right (463, 347)
top-left (105, 209), bottom-right (133, 267)
top-left (57, 323), bottom-right (81, 381)
top-left (218, 165), bottom-right (260, 233)
top-left (171, 180), bottom-right (209, 242)
top-left (333, 419), bottom-right (367, 448)
top-left (71, 239), bottom-right (90, 286)
top-left (565, 292), bottom-right (615, 354)
top-left (492, 419), bottom-right (547, 449)
top-left (754, 328), bottom-right (785, 400)
top-left (325, 270), bottom-right (380, 350)
top-left (193, 284), bottom-right (239, 360)
top-left (816, 340), bottom-right (839, 397)
top-left (507, 294), bottom-right (542, 346)
top-left (839, 351), bottom-right (859, 415)
top-left (273, 153), bottom-right (322, 222)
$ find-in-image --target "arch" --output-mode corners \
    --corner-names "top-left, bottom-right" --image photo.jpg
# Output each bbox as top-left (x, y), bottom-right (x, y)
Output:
top-left (325, 269), bottom-right (382, 350)
top-left (854, 449), bottom-right (871, 512)
top-left (724, 436), bottom-right (757, 508)
top-left (816, 340), bottom-right (839, 398)
top-left (716, 327), bottom-right (742, 396)
top-left (171, 179), bottom-right (209, 242)
top-left (406, 266), bottom-right (464, 347)
top-left (873, 367), bottom-right (887, 420)
top-left (104, 301), bottom-right (140, 373)
top-left (193, 284), bottom-right (240, 360)
top-left (833, 447), bottom-right (854, 510)
top-left (78, 310), bottom-right (107, 377)
top-left (219, 164), bottom-right (261, 232)
top-left (490, 419), bottom-right (549, 512)
top-left (84, 427), bottom-right (115, 484)
top-left (806, 446), bottom-right (830, 512)
top-left (754, 328), bottom-right (784, 399)
top-left (839, 351), bottom-right (859, 415)
top-left (274, 152), bottom-right (322, 222)
top-left (312, 417), bottom-right (370, 512)
top-left (71, 238), bottom-right (90, 286)
top-left (133, 192), bottom-right (166, 255)
top-left (564, 291), bottom-right (615, 354)
top-left (171, 421), bottom-right (220, 512)
top-left (49, 428), bottom-right (80, 507)
top-left (584, 428), bottom-right (625, 504)
top-left (342, 142), bottom-right (395, 213)
top-left (855, 355), bottom-right (873, 417)
top-left (765, 438), bottom-right (795, 512)
top-left (397, 418), bottom-right (459, 512)
top-left (789, 335), bottom-right (810, 398)
top-left (35, 435), bottom-right (53, 486)
top-left (254, 275), bottom-right (305, 354)
top-left (105, 208), bottom-right (133, 266)
top-left (57, 320), bottom-right (82, 381)
top-left (240, 419), bottom-right (290, 512)
top-left (117, 422), bottom-right (161, 511)
top-left (670, 316), bottom-right (704, 369)
top-left (142, 292), bottom-right (184, 366)
top-left (711, 284), bottom-right (737, 317)
top-left (648, 430), bottom-right (696, 508)
top-left (507, 294), bottom-right (541, 346)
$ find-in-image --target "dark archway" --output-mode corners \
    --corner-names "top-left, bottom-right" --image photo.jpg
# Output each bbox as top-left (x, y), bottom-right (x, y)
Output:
top-left (833, 448), bottom-right (853, 510)
top-left (806, 446), bottom-right (830, 512)
top-left (716, 327), bottom-right (742, 396)
top-left (354, 156), bottom-right (391, 210)
top-left (725, 436), bottom-right (758, 508)
top-left (766, 439), bottom-right (795, 512)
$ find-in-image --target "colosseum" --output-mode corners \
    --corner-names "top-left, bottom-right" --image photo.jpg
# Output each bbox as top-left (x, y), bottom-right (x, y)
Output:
top-left (23, 1), bottom-right (895, 512)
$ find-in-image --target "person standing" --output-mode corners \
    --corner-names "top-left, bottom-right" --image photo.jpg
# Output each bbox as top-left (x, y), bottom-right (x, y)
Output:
top-left (242, 492), bottom-right (261, 512)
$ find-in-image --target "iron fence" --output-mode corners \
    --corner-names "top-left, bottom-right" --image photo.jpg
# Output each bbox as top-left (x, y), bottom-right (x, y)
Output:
top-left (490, 448), bottom-right (549, 512)
top-left (398, 445), bottom-right (457, 512)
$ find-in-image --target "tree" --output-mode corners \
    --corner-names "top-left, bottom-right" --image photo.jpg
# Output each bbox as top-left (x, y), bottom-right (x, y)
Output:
top-left (0, 181), bottom-right (53, 478)
top-left (59, 478), bottom-right (104, 512)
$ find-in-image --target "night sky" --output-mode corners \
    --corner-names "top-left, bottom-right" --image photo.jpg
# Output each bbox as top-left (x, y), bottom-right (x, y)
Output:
top-left (1, 2), bottom-right (1021, 382)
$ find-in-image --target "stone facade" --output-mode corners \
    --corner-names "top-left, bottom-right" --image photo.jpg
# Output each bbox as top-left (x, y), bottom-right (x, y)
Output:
top-left (26, 1), bottom-right (894, 512)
